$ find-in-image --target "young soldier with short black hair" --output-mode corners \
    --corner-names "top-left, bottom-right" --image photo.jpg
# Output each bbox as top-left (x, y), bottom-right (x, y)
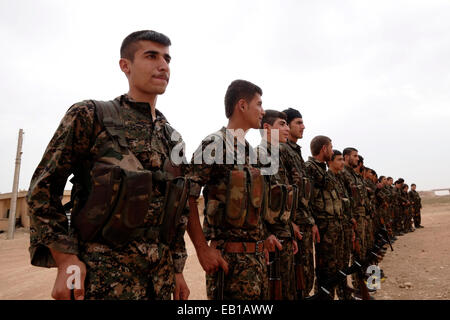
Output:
top-left (409, 184), bottom-right (423, 228)
top-left (281, 108), bottom-right (319, 298)
top-left (27, 30), bottom-right (190, 300)
top-left (187, 79), bottom-right (273, 300)
top-left (327, 149), bottom-right (354, 300)
top-left (305, 136), bottom-right (344, 299)
top-left (256, 110), bottom-right (300, 300)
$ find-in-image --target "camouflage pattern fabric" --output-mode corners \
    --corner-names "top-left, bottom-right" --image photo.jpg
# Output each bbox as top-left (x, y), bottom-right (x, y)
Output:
top-left (409, 189), bottom-right (422, 227)
top-left (187, 127), bottom-right (268, 300)
top-left (206, 251), bottom-right (268, 300)
top-left (26, 95), bottom-right (189, 299)
top-left (305, 157), bottom-right (344, 299)
top-left (256, 141), bottom-right (296, 300)
top-left (280, 140), bottom-right (316, 296)
top-left (81, 241), bottom-right (175, 299)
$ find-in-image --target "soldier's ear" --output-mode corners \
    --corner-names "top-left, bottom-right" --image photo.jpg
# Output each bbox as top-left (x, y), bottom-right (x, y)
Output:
top-left (119, 58), bottom-right (131, 76)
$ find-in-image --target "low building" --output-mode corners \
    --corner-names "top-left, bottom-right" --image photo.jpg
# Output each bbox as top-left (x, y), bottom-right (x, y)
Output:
top-left (0, 190), bottom-right (71, 232)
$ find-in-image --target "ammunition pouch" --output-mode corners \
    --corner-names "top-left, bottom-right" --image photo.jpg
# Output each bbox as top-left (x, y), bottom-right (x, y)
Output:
top-left (300, 177), bottom-right (312, 207)
top-left (73, 162), bottom-right (153, 246)
top-left (159, 176), bottom-right (189, 245)
top-left (219, 167), bottom-right (265, 229)
top-left (265, 183), bottom-right (297, 225)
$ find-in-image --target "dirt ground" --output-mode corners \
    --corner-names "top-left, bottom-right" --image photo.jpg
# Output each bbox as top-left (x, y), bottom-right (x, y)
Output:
top-left (1, 198), bottom-right (449, 300)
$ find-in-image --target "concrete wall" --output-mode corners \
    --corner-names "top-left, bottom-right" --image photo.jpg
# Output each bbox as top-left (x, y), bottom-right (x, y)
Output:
top-left (0, 190), bottom-right (71, 232)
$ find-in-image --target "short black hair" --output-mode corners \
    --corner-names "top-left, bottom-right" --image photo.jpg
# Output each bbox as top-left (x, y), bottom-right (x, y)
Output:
top-left (411, 183), bottom-right (416, 187)
top-left (343, 147), bottom-right (358, 157)
top-left (398, 178), bottom-right (405, 184)
top-left (387, 176), bottom-right (393, 181)
top-left (224, 80), bottom-right (262, 118)
top-left (378, 176), bottom-right (386, 183)
top-left (120, 30), bottom-right (171, 61)
top-left (310, 135), bottom-right (331, 156)
top-left (331, 149), bottom-right (342, 161)
top-left (261, 110), bottom-right (287, 128)
top-left (282, 108), bottom-right (302, 124)
top-left (358, 155), bottom-right (364, 165)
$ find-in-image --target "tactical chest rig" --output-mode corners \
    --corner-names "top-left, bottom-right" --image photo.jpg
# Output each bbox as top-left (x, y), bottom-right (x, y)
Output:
top-left (307, 161), bottom-right (343, 220)
top-left (204, 131), bottom-right (265, 230)
top-left (283, 144), bottom-right (312, 210)
top-left (71, 100), bottom-right (188, 247)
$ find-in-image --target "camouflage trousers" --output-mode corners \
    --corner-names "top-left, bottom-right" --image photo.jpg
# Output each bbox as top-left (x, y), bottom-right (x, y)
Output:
top-left (337, 223), bottom-right (353, 300)
top-left (414, 209), bottom-right (421, 227)
top-left (352, 209), bottom-right (367, 289)
top-left (269, 239), bottom-right (296, 300)
top-left (298, 224), bottom-right (315, 296)
top-left (365, 217), bottom-right (374, 254)
top-left (403, 209), bottom-right (413, 231)
top-left (206, 251), bottom-right (268, 300)
top-left (79, 240), bottom-right (175, 300)
top-left (314, 218), bottom-right (344, 299)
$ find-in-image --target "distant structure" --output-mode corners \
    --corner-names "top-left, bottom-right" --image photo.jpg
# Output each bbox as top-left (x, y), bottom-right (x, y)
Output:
top-left (432, 188), bottom-right (450, 196)
top-left (0, 190), bottom-right (71, 232)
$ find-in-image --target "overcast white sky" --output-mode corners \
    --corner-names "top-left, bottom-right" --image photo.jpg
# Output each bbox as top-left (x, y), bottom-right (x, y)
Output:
top-left (1, 0), bottom-right (449, 193)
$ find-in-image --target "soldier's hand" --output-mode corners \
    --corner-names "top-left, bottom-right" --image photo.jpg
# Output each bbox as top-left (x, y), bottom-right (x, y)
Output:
top-left (264, 234), bottom-right (283, 252)
top-left (49, 249), bottom-right (86, 300)
top-left (292, 240), bottom-right (298, 255)
top-left (291, 222), bottom-right (303, 240)
top-left (198, 245), bottom-right (229, 275)
top-left (312, 224), bottom-right (320, 243)
top-left (351, 218), bottom-right (357, 229)
top-left (174, 273), bottom-right (190, 300)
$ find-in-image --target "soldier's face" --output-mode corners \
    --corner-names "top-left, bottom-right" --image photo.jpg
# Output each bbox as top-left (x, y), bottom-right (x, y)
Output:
top-left (323, 142), bottom-right (333, 161)
top-left (329, 154), bottom-right (344, 172)
top-left (411, 185), bottom-right (416, 191)
top-left (121, 40), bottom-right (171, 96)
top-left (381, 177), bottom-right (387, 185)
top-left (269, 118), bottom-right (290, 143)
top-left (242, 93), bottom-right (264, 129)
top-left (288, 118), bottom-right (305, 139)
top-left (388, 178), bottom-right (393, 185)
top-left (349, 151), bottom-right (359, 168)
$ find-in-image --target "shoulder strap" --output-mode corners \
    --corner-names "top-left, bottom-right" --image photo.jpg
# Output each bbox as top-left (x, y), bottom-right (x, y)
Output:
top-left (92, 100), bottom-right (128, 149)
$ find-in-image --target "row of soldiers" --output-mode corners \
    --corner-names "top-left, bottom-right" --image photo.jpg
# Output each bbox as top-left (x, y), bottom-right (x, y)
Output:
top-left (27, 30), bottom-right (423, 300)
top-left (250, 109), bottom-right (424, 300)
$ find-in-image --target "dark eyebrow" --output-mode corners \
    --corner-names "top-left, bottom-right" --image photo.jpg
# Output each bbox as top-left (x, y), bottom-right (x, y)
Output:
top-left (143, 50), bottom-right (172, 61)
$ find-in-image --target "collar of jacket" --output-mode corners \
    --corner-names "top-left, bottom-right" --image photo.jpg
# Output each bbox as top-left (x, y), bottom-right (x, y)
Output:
top-left (118, 94), bottom-right (167, 121)
top-left (308, 156), bottom-right (327, 171)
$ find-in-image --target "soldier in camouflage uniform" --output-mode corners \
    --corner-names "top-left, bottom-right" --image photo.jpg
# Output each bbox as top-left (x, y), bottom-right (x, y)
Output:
top-left (305, 136), bottom-right (344, 300)
top-left (341, 148), bottom-right (369, 292)
top-left (327, 150), bottom-right (354, 300)
top-left (187, 80), bottom-right (271, 300)
top-left (402, 184), bottom-right (414, 232)
top-left (392, 180), bottom-right (405, 235)
top-left (363, 167), bottom-right (378, 252)
top-left (281, 108), bottom-right (319, 298)
top-left (256, 110), bottom-right (300, 300)
top-left (26, 31), bottom-right (190, 300)
top-left (376, 176), bottom-right (393, 236)
top-left (409, 184), bottom-right (423, 228)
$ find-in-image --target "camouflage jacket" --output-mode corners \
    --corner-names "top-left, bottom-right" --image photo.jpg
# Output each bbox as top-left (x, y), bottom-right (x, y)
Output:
top-left (305, 157), bottom-right (343, 220)
top-left (341, 165), bottom-right (368, 216)
top-left (256, 140), bottom-right (293, 239)
top-left (331, 170), bottom-right (353, 223)
top-left (409, 190), bottom-right (422, 210)
top-left (26, 95), bottom-right (189, 273)
top-left (364, 178), bottom-right (377, 216)
top-left (376, 185), bottom-right (391, 209)
top-left (187, 127), bottom-right (266, 242)
top-left (280, 140), bottom-right (315, 226)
